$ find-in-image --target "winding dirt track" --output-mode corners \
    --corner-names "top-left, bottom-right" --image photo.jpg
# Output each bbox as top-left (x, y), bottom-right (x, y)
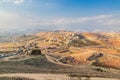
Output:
top-left (0, 53), bottom-right (120, 80)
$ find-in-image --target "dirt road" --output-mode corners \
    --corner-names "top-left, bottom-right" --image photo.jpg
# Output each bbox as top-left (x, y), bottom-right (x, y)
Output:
top-left (0, 73), bottom-right (70, 80)
top-left (0, 73), bottom-right (119, 80)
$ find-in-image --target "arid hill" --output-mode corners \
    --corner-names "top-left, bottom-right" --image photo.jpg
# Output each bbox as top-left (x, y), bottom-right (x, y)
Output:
top-left (0, 31), bottom-right (120, 70)
top-left (34, 31), bottom-right (120, 69)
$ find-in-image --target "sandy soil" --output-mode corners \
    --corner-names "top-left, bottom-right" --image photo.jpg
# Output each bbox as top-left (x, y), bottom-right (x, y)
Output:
top-left (0, 73), bottom-right (119, 80)
top-left (0, 73), bottom-right (69, 80)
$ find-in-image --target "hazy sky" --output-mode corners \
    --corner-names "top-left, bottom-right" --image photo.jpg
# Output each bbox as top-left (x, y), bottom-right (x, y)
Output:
top-left (0, 0), bottom-right (120, 31)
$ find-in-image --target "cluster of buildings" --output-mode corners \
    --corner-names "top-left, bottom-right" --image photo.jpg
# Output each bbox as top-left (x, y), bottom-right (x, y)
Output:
top-left (17, 42), bottom-right (41, 55)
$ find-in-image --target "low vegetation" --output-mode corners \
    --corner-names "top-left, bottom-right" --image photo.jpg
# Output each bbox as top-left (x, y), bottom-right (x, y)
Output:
top-left (69, 39), bottom-right (99, 47)
top-left (0, 77), bottom-right (34, 80)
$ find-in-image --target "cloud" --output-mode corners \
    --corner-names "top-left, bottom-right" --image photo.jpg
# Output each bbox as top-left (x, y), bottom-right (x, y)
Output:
top-left (25, 14), bottom-right (120, 31)
top-left (0, 11), bottom-right (120, 31)
top-left (17, 15), bottom-right (120, 27)
top-left (0, 0), bottom-right (24, 4)
top-left (27, 15), bottom-right (114, 26)
top-left (13, 0), bottom-right (24, 4)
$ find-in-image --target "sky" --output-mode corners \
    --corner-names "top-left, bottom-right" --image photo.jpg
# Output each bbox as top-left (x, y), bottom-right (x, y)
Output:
top-left (0, 0), bottom-right (120, 32)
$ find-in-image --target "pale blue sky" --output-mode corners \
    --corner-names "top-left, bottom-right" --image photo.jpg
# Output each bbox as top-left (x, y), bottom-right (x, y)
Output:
top-left (0, 0), bottom-right (120, 31)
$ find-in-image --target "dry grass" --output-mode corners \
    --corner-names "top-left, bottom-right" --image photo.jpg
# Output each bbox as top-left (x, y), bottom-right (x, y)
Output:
top-left (93, 55), bottom-right (120, 69)
top-left (0, 77), bottom-right (34, 80)
top-left (0, 43), bottom-right (21, 48)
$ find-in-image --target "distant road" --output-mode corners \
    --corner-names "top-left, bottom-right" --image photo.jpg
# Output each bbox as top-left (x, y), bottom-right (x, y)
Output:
top-left (0, 53), bottom-right (18, 59)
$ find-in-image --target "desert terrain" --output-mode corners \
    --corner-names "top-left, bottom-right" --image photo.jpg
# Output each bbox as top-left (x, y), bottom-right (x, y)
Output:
top-left (0, 30), bottom-right (120, 80)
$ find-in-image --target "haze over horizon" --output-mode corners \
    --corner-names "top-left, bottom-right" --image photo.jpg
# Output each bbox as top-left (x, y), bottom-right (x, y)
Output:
top-left (0, 0), bottom-right (120, 32)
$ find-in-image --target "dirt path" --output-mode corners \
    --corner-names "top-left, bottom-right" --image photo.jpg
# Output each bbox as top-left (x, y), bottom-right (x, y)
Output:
top-left (45, 53), bottom-right (71, 66)
top-left (0, 73), bottom-right (119, 80)
top-left (45, 51), bottom-right (97, 68)
top-left (45, 53), bottom-right (87, 68)
top-left (0, 73), bottom-right (70, 80)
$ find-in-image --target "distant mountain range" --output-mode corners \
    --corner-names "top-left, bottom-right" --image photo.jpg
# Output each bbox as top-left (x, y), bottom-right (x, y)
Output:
top-left (0, 26), bottom-right (120, 43)
top-left (0, 28), bottom-right (44, 38)
top-left (0, 28), bottom-right (43, 42)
